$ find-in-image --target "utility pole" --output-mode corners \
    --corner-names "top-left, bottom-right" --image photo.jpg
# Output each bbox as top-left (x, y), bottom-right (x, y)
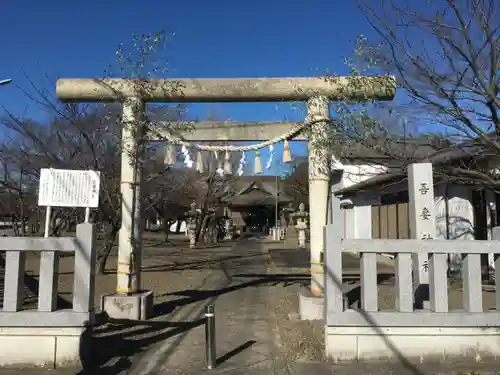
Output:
top-left (275, 174), bottom-right (279, 230)
top-left (273, 158), bottom-right (283, 241)
top-left (0, 79), bottom-right (12, 86)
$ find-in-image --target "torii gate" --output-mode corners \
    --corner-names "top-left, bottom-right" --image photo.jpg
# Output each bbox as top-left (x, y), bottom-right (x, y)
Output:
top-left (56, 76), bottom-right (395, 318)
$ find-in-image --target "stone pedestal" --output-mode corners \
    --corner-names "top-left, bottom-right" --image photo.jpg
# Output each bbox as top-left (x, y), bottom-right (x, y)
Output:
top-left (298, 289), bottom-right (324, 321)
top-left (296, 223), bottom-right (307, 248)
top-left (101, 290), bottom-right (154, 320)
top-left (272, 227), bottom-right (280, 241)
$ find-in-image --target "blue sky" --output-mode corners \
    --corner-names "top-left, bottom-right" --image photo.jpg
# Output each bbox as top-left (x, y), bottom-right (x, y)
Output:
top-left (0, 0), bottom-right (378, 176)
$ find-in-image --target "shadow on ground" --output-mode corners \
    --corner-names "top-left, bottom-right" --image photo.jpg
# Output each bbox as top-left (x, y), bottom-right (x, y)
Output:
top-left (153, 272), bottom-right (310, 317)
top-left (77, 271), bottom-right (306, 374)
top-left (78, 318), bottom-right (206, 375)
top-left (139, 253), bottom-right (262, 273)
top-left (100, 246), bottom-right (252, 275)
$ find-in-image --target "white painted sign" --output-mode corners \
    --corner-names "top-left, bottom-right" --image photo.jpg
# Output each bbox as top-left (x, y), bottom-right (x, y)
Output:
top-left (38, 169), bottom-right (100, 208)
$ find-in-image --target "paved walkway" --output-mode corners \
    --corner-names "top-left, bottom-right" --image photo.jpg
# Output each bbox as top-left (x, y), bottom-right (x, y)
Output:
top-left (129, 237), bottom-right (286, 375)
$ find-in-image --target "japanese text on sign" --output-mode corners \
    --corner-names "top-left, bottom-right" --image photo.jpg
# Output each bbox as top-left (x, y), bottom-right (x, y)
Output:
top-left (38, 169), bottom-right (100, 208)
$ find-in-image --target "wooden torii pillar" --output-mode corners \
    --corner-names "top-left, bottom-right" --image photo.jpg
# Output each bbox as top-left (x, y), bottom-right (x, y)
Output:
top-left (56, 76), bottom-right (395, 318)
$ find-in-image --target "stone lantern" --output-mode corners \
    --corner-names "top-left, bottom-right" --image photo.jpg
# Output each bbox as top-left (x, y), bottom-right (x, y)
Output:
top-left (224, 218), bottom-right (234, 240)
top-left (185, 201), bottom-right (200, 248)
top-left (293, 202), bottom-right (309, 248)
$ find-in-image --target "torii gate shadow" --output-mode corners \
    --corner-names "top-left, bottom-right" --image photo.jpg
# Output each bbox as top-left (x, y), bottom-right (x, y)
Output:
top-left (153, 272), bottom-right (309, 317)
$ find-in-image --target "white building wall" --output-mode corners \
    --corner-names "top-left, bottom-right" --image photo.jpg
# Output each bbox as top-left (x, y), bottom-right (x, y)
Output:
top-left (485, 190), bottom-right (496, 240)
top-left (434, 184), bottom-right (447, 240)
top-left (336, 164), bottom-right (480, 243)
top-left (341, 164), bottom-right (388, 188)
top-left (434, 185), bottom-right (475, 271)
top-left (446, 185), bottom-right (475, 240)
top-left (339, 164), bottom-right (387, 239)
top-left (434, 184), bottom-right (475, 240)
top-left (335, 163), bottom-right (491, 252)
top-left (437, 185), bottom-right (497, 270)
top-left (485, 190), bottom-right (496, 269)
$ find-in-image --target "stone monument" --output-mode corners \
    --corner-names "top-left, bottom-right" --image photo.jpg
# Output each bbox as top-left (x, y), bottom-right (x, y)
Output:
top-left (293, 202), bottom-right (309, 248)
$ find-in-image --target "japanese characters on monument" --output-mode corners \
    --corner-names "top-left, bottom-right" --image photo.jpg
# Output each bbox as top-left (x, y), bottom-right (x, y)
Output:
top-left (408, 163), bottom-right (435, 292)
top-left (409, 165), bottom-right (436, 242)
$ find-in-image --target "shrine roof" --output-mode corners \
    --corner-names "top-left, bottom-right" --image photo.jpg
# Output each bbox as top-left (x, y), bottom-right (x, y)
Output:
top-left (221, 176), bottom-right (292, 206)
top-left (336, 137), bottom-right (493, 197)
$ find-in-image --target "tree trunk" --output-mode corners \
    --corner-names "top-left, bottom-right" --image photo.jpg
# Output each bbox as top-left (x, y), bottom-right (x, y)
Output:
top-left (50, 212), bottom-right (62, 237)
top-left (204, 217), bottom-right (213, 245)
top-left (163, 219), bottom-right (172, 241)
top-left (97, 224), bottom-right (120, 274)
top-left (11, 214), bottom-right (19, 236)
top-left (197, 214), bottom-right (210, 244)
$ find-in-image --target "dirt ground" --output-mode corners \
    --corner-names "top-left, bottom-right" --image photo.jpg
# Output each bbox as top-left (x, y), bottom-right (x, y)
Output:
top-left (8, 232), bottom-right (231, 312)
top-left (265, 245), bottom-right (500, 374)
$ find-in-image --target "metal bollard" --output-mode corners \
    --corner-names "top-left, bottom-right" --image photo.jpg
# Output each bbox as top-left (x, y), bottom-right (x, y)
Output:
top-left (205, 304), bottom-right (216, 369)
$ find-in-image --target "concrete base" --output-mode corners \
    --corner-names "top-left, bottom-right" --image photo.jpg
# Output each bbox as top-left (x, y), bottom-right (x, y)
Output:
top-left (299, 289), bottom-right (324, 320)
top-left (0, 327), bottom-right (84, 368)
top-left (101, 290), bottom-right (154, 320)
top-left (325, 326), bottom-right (500, 363)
